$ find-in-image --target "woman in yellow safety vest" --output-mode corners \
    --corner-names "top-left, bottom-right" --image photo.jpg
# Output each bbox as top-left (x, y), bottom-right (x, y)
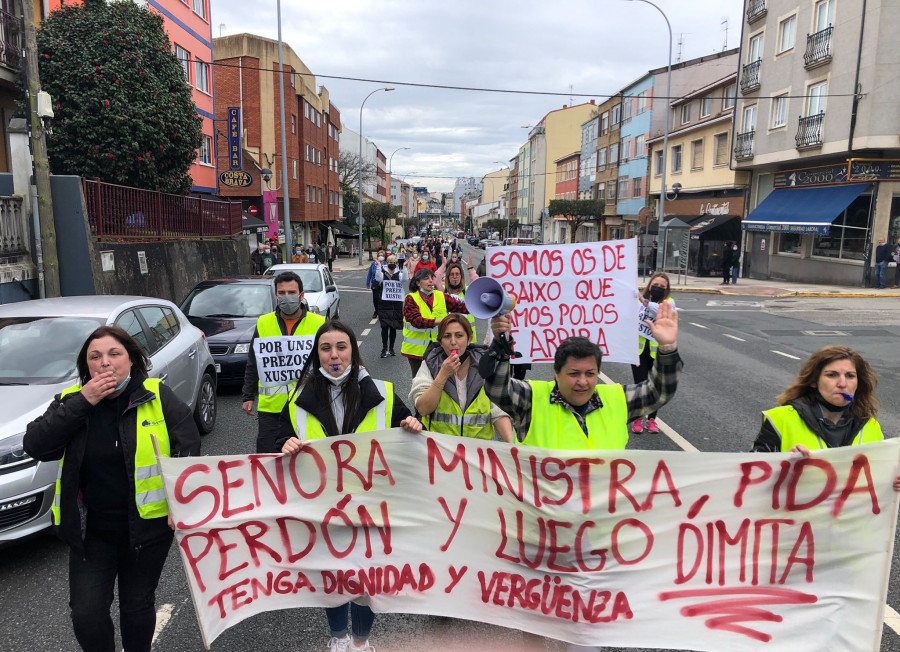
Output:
top-left (401, 267), bottom-right (467, 376)
top-left (435, 252), bottom-right (479, 342)
top-left (24, 325), bottom-right (200, 652)
top-left (632, 272), bottom-right (676, 434)
top-left (410, 314), bottom-right (513, 442)
top-left (277, 320), bottom-right (422, 652)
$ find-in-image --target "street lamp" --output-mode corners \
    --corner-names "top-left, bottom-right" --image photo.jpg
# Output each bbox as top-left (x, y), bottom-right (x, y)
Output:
top-left (493, 161), bottom-right (512, 240)
top-left (389, 146), bottom-right (411, 237)
top-left (626, 0), bottom-right (672, 275)
top-left (275, 0), bottom-right (292, 253)
top-left (358, 87), bottom-right (394, 264)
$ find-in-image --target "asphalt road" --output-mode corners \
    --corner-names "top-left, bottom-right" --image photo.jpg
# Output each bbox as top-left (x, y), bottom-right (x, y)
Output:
top-left (2, 256), bottom-right (900, 652)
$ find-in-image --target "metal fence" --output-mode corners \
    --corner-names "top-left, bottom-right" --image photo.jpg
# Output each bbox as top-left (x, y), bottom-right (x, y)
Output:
top-left (82, 178), bottom-right (242, 241)
top-left (0, 196), bottom-right (25, 256)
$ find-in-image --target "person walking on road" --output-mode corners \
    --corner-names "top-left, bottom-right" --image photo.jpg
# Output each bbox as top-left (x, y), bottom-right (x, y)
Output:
top-left (277, 320), bottom-right (423, 652)
top-left (242, 271), bottom-right (326, 453)
top-left (366, 251), bottom-right (385, 319)
top-left (374, 254), bottom-right (406, 358)
top-left (402, 268), bottom-right (467, 376)
top-left (875, 236), bottom-right (891, 289)
top-left (632, 273), bottom-right (677, 434)
top-left (24, 326), bottom-right (201, 652)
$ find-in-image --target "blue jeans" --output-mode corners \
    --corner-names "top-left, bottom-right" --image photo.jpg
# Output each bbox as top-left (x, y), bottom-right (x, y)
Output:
top-left (69, 528), bottom-right (172, 652)
top-left (731, 264), bottom-right (739, 284)
top-left (875, 261), bottom-right (888, 288)
top-left (325, 602), bottom-right (375, 642)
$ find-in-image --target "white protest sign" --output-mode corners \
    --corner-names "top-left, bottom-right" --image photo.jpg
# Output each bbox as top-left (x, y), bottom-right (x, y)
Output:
top-left (486, 240), bottom-right (638, 364)
top-left (638, 302), bottom-right (657, 343)
top-left (253, 335), bottom-right (315, 387)
top-left (381, 280), bottom-right (403, 302)
top-left (160, 431), bottom-right (900, 650)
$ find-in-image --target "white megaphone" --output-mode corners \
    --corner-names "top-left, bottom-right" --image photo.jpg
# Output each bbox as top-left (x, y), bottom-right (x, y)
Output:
top-left (465, 277), bottom-right (517, 319)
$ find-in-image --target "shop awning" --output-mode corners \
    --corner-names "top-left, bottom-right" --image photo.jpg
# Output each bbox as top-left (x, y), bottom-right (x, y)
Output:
top-left (689, 214), bottom-right (739, 236)
top-left (322, 220), bottom-right (359, 238)
top-left (742, 184), bottom-right (870, 234)
top-left (241, 213), bottom-right (269, 233)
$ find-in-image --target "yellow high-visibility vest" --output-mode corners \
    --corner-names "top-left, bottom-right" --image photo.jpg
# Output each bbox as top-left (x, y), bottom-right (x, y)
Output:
top-left (401, 291), bottom-right (447, 358)
top-left (289, 380), bottom-right (393, 439)
top-left (255, 311), bottom-right (325, 413)
top-left (426, 383), bottom-right (493, 439)
top-left (762, 405), bottom-right (883, 451)
top-left (523, 381), bottom-right (629, 450)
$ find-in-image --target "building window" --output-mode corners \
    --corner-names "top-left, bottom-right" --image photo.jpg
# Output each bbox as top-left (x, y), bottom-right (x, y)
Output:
top-left (743, 104), bottom-right (758, 132)
top-left (623, 97), bottom-right (633, 122)
top-left (778, 233), bottom-right (802, 254)
top-left (329, 156), bottom-right (333, 171)
top-left (292, 160), bottom-right (298, 179)
top-left (596, 182), bottom-right (605, 199)
top-left (632, 177), bottom-right (642, 197)
top-left (637, 91), bottom-right (648, 114)
top-left (749, 33), bottom-right (764, 63)
top-left (606, 183), bottom-right (616, 200)
top-left (700, 97), bottom-right (713, 117)
top-left (771, 94), bottom-right (788, 128)
top-left (653, 150), bottom-right (663, 176)
top-left (598, 147), bottom-right (607, 166)
top-left (621, 136), bottom-right (631, 161)
top-left (611, 104), bottom-right (621, 125)
top-left (610, 143), bottom-right (619, 164)
top-left (290, 70), bottom-right (295, 88)
top-left (305, 145), bottom-right (310, 162)
top-left (304, 102), bottom-right (309, 119)
top-left (812, 194), bottom-right (871, 260)
top-left (807, 81), bottom-right (827, 116)
top-left (635, 135), bottom-right (645, 157)
top-left (600, 112), bottom-right (609, 134)
top-left (617, 177), bottom-right (629, 199)
top-left (328, 124), bottom-right (333, 137)
top-left (778, 15), bottom-right (796, 52)
top-left (316, 112), bottom-right (321, 127)
top-left (192, 0), bottom-right (206, 20)
top-left (291, 115), bottom-right (296, 134)
top-left (681, 104), bottom-right (691, 125)
top-left (174, 45), bottom-right (190, 82)
top-left (723, 84), bottom-right (737, 110)
top-left (306, 185), bottom-right (311, 202)
top-left (318, 188), bottom-right (323, 203)
top-left (671, 145), bottom-right (682, 173)
top-left (317, 150), bottom-right (322, 165)
top-left (691, 139), bottom-right (704, 170)
top-left (194, 59), bottom-right (210, 93)
top-left (714, 133), bottom-right (729, 166)
top-left (198, 135), bottom-right (211, 165)
top-left (815, 0), bottom-right (835, 31)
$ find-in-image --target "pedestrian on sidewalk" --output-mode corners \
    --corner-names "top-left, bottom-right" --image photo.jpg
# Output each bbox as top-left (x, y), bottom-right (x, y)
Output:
top-left (632, 273), bottom-right (677, 434)
top-left (893, 238), bottom-right (900, 289)
top-left (875, 236), bottom-right (891, 289)
top-left (730, 242), bottom-right (741, 285)
top-left (721, 242), bottom-right (733, 284)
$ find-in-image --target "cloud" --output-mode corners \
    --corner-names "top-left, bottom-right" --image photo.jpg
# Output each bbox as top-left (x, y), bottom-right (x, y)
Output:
top-left (212, 0), bottom-right (743, 191)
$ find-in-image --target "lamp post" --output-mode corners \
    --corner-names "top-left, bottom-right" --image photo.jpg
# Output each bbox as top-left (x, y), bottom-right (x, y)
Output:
top-left (358, 87), bottom-right (395, 265)
top-left (493, 161), bottom-right (511, 239)
top-left (627, 0), bottom-right (672, 274)
top-left (275, 0), bottom-right (292, 253)
top-left (389, 146), bottom-right (411, 238)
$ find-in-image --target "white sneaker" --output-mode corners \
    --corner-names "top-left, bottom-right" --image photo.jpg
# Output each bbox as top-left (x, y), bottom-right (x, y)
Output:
top-left (350, 641), bottom-right (376, 652)
top-left (328, 635), bottom-right (351, 652)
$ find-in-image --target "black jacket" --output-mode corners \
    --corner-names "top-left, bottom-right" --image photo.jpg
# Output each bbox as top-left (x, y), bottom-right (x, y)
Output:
top-left (24, 376), bottom-right (201, 556)
top-left (421, 343), bottom-right (490, 422)
top-left (242, 307), bottom-right (313, 402)
top-left (875, 243), bottom-right (893, 264)
top-left (751, 396), bottom-right (869, 452)
top-left (275, 374), bottom-right (413, 448)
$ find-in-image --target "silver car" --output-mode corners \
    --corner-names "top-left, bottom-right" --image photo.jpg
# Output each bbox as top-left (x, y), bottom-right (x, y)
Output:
top-left (264, 263), bottom-right (341, 318)
top-left (0, 296), bottom-right (217, 546)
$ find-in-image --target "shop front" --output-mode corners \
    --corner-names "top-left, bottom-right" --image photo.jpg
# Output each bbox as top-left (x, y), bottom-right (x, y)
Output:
top-left (659, 191), bottom-right (746, 276)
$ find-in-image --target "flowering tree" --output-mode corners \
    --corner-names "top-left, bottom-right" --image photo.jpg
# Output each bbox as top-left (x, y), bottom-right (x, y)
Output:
top-left (36, 0), bottom-right (202, 193)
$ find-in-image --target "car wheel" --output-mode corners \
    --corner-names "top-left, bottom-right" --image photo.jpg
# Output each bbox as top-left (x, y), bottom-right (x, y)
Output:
top-left (193, 372), bottom-right (217, 435)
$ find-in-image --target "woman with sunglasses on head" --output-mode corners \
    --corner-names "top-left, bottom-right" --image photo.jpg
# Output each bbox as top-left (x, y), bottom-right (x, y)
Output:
top-left (632, 272), bottom-right (676, 434)
top-left (276, 320), bottom-right (422, 652)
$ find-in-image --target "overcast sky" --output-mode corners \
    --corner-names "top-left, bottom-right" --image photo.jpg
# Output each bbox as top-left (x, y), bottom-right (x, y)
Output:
top-left (212, 0), bottom-right (744, 193)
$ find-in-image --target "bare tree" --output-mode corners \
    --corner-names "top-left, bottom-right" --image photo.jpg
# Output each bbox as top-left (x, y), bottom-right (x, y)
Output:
top-left (338, 150), bottom-right (378, 196)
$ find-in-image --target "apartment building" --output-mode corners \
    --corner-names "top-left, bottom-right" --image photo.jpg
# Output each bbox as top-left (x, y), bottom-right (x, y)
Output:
top-left (552, 151), bottom-right (584, 242)
top-left (648, 73), bottom-right (749, 276)
top-left (734, 0), bottom-right (900, 285)
top-left (582, 94), bottom-right (624, 239)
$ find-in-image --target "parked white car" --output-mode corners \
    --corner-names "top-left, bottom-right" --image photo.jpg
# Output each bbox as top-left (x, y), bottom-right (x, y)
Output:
top-left (263, 263), bottom-right (341, 318)
top-left (0, 296), bottom-right (217, 546)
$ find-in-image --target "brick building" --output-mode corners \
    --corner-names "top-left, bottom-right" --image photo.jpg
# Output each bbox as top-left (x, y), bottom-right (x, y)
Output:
top-left (213, 33), bottom-right (342, 247)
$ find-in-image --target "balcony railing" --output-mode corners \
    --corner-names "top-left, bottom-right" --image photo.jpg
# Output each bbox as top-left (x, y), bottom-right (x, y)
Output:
top-left (0, 9), bottom-right (20, 71)
top-left (804, 26), bottom-right (833, 68)
top-left (82, 179), bottom-right (243, 241)
top-left (740, 59), bottom-right (761, 94)
top-left (796, 113), bottom-right (824, 149)
top-left (734, 131), bottom-right (755, 159)
top-left (746, 0), bottom-right (766, 23)
top-left (0, 196), bottom-right (26, 256)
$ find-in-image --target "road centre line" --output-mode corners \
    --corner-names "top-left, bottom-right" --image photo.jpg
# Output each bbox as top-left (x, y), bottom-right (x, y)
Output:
top-left (336, 286), bottom-right (371, 293)
top-left (370, 319), bottom-right (378, 325)
top-left (361, 328), bottom-right (371, 337)
top-left (723, 334), bottom-right (746, 342)
top-left (689, 322), bottom-right (708, 329)
top-left (772, 350), bottom-right (802, 360)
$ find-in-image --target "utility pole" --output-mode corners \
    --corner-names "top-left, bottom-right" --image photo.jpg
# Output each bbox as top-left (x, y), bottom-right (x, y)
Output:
top-left (20, 0), bottom-right (59, 297)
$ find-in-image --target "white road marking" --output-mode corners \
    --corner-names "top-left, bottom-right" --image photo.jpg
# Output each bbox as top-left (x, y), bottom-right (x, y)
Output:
top-left (706, 300), bottom-right (764, 307)
top-left (772, 350), bottom-right (801, 360)
top-left (361, 328), bottom-right (371, 336)
top-left (370, 319), bottom-right (378, 325)
top-left (723, 334), bottom-right (746, 342)
top-left (335, 286), bottom-right (371, 293)
top-left (151, 603), bottom-right (173, 644)
top-left (884, 604), bottom-right (900, 636)
top-left (357, 341), bottom-right (362, 347)
top-left (689, 322), bottom-right (708, 329)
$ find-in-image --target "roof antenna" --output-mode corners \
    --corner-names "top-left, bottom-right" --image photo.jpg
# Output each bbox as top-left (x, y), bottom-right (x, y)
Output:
top-left (569, 84), bottom-right (575, 106)
top-left (676, 33), bottom-right (684, 63)
top-left (722, 17), bottom-right (729, 51)
top-left (219, 23), bottom-right (226, 37)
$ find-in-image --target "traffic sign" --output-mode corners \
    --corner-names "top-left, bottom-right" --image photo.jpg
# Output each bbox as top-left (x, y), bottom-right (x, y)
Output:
top-left (248, 205), bottom-right (258, 217)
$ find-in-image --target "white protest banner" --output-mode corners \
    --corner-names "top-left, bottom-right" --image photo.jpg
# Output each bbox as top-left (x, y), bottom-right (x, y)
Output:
top-left (160, 431), bottom-right (900, 650)
top-left (381, 280), bottom-right (403, 302)
top-left (253, 335), bottom-right (315, 387)
top-left (486, 240), bottom-right (638, 364)
top-left (638, 302), bottom-right (657, 343)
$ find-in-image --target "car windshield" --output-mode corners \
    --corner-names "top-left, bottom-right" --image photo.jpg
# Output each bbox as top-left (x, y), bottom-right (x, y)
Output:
top-left (0, 317), bottom-right (105, 384)
top-left (266, 269), bottom-right (323, 292)
top-left (180, 284), bottom-right (274, 318)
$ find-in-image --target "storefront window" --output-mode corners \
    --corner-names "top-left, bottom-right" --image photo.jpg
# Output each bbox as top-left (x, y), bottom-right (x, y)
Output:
top-left (889, 196), bottom-right (900, 246)
top-left (778, 233), bottom-right (801, 254)
top-left (811, 194), bottom-right (871, 261)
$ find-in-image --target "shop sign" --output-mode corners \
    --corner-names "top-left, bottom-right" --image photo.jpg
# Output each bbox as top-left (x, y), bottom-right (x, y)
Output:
top-left (848, 159), bottom-right (900, 182)
top-left (774, 164), bottom-right (848, 188)
top-left (220, 171), bottom-right (253, 188)
top-left (227, 108), bottom-right (241, 170)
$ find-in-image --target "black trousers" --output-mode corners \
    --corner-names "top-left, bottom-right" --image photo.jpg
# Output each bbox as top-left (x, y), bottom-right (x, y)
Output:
top-left (631, 342), bottom-right (658, 419)
top-left (371, 286), bottom-right (380, 312)
top-left (380, 324), bottom-right (397, 350)
top-left (255, 410), bottom-right (284, 453)
top-left (69, 528), bottom-right (172, 652)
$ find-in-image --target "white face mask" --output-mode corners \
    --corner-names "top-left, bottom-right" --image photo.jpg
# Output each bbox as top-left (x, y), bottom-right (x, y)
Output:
top-left (320, 365), bottom-right (353, 385)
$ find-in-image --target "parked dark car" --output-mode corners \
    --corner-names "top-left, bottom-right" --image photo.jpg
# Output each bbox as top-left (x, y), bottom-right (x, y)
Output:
top-left (180, 277), bottom-right (275, 385)
top-left (467, 236), bottom-right (479, 246)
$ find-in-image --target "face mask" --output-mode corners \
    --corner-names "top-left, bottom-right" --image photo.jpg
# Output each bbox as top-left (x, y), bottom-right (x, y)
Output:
top-left (733, 246), bottom-right (738, 251)
top-left (378, 256), bottom-right (385, 262)
top-left (451, 257), bottom-right (458, 262)
top-left (420, 288), bottom-right (434, 296)
top-left (388, 264), bottom-right (397, 271)
top-left (422, 255), bottom-right (429, 261)
top-left (320, 365), bottom-right (353, 385)
top-left (277, 295), bottom-right (301, 314)
top-left (113, 375), bottom-right (131, 392)
top-left (649, 286), bottom-right (666, 302)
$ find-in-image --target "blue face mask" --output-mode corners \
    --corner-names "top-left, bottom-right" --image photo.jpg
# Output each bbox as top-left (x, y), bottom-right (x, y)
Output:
top-left (113, 376), bottom-right (130, 392)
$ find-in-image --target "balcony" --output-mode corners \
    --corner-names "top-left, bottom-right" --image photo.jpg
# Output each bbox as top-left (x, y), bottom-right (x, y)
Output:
top-left (734, 131), bottom-right (755, 159)
top-left (740, 59), bottom-right (761, 94)
top-left (746, 0), bottom-right (766, 23)
top-left (0, 196), bottom-right (26, 256)
top-left (804, 26), bottom-right (833, 68)
top-left (0, 9), bottom-right (20, 71)
top-left (796, 113), bottom-right (824, 149)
